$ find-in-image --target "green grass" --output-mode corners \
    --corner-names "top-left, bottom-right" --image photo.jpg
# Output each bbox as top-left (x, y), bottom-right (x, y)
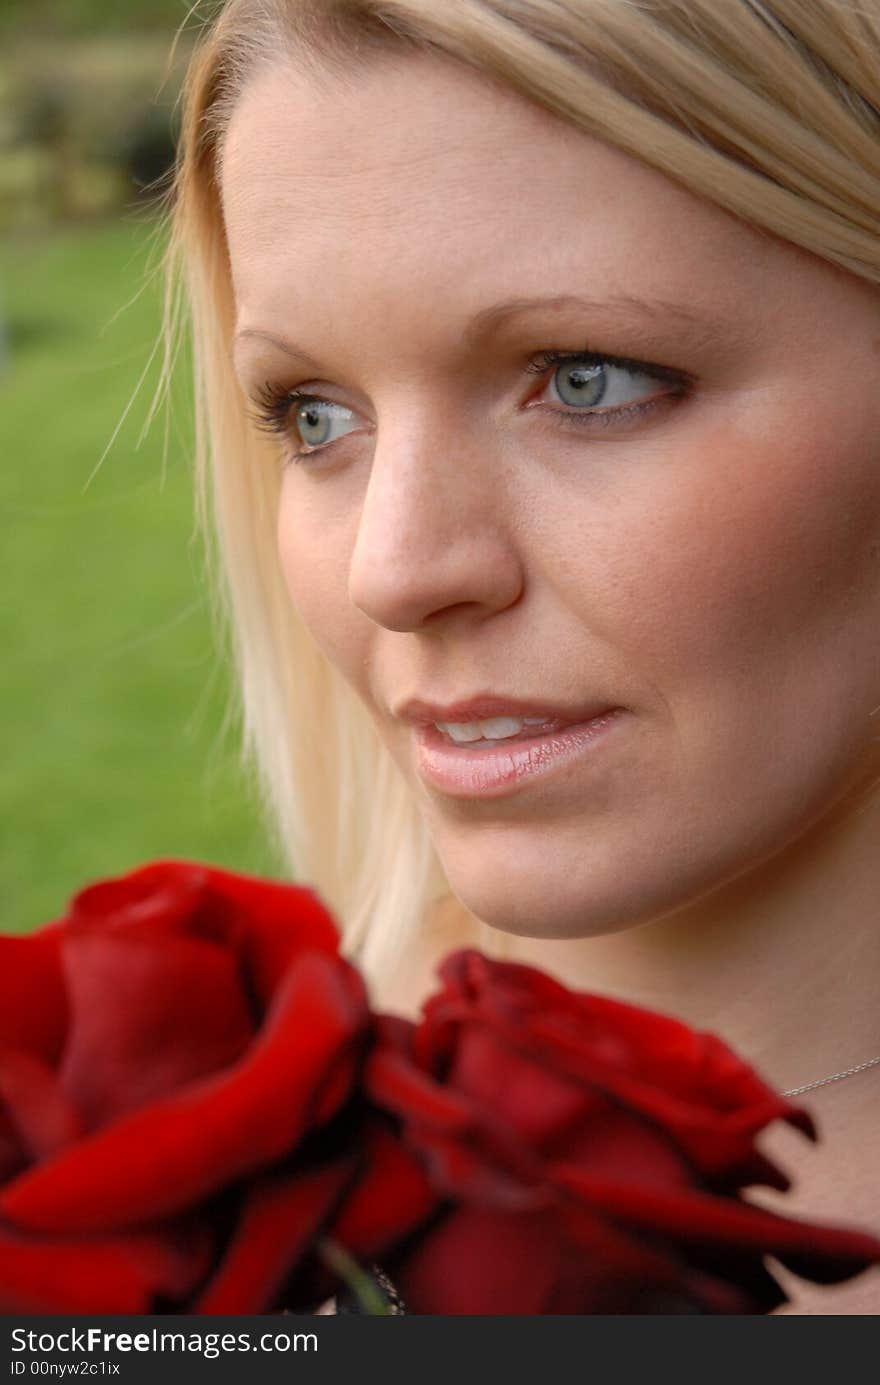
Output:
top-left (1, 214), bottom-right (281, 933)
top-left (0, 1), bottom-right (192, 41)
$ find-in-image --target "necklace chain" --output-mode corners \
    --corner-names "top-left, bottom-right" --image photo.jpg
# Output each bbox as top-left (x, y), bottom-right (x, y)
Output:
top-left (780, 1053), bottom-right (880, 1098)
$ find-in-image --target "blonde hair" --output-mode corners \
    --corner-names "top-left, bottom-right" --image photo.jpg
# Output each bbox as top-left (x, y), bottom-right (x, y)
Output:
top-left (163, 0), bottom-right (880, 990)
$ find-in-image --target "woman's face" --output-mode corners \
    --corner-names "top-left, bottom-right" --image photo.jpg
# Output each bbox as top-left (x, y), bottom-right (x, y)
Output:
top-left (224, 51), bottom-right (880, 939)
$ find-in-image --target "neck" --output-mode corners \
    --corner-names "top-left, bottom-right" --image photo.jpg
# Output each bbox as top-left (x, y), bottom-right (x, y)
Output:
top-left (484, 785), bottom-right (880, 1097)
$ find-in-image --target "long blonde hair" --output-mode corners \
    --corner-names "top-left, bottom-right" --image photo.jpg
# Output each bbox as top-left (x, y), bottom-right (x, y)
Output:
top-left (163, 0), bottom-right (880, 989)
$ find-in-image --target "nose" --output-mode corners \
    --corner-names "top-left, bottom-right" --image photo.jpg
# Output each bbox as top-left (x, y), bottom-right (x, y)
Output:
top-left (347, 412), bottom-right (525, 632)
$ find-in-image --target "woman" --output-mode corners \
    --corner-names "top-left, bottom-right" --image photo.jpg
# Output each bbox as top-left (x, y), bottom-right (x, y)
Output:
top-left (165, 0), bottom-right (880, 1311)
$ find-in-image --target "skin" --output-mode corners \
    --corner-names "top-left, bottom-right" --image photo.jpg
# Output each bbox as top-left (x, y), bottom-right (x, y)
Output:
top-left (223, 50), bottom-right (880, 1308)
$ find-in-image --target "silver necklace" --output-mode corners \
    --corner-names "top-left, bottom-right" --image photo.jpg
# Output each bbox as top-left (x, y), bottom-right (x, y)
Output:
top-left (781, 1054), bottom-right (880, 1098)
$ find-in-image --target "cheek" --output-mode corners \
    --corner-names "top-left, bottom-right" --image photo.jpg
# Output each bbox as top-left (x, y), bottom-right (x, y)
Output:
top-left (276, 482), bottom-right (368, 682)
top-left (570, 401), bottom-right (880, 704)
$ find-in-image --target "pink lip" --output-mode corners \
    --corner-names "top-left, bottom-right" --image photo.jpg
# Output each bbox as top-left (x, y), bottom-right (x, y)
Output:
top-left (413, 709), bottom-right (625, 799)
top-left (396, 694), bottom-right (612, 727)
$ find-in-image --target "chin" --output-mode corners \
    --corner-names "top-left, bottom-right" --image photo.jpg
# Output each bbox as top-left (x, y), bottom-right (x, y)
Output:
top-left (435, 853), bottom-right (672, 942)
top-left (426, 815), bottom-right (654, 940)
top-left (428, 808), bottom-right (767, 942)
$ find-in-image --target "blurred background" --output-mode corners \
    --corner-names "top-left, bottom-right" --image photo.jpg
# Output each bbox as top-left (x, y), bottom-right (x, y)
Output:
top-left (1, 0), bottom-right (280, 933)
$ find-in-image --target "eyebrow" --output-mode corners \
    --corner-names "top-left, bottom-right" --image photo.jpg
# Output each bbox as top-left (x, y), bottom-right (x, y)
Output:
top-left (461, 294), bottom-right (720, 347)
top-left (233, 293), bottom-right (728, 367)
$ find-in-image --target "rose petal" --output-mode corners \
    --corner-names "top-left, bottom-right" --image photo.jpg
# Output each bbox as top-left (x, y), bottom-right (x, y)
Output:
top-left (398, 1129), bottom-right (550, 1209)
top-left (330, 1123), bottom-right (437, 1256)
top-left (393, 1204), bottom-right (683, 1315)
top-left (371, 1031), bottom-right (698, 1203)
top-left (429, 951), bottom-right (807, 1156)
top-left (70, 860), bottom-right (341, 1008)
top-left (0, 952), bottom-right (368, 1232)
top-left (70, 862), bottom-right (210, 938)
top-left (524, 1015), bottom-right (817, 1167)
top-left (440, 1002), bottom-right (810, 1184)
top-left (59, 932), bottom-right (255, 1128)
top-left (0, 1221), bottom-right (212, 1314)
top-left (195, 1161), bottom-right (355, 1313)
top-left (0, 930), bottom-right (67, 1061)
top-left (0, 1050), bottom-right (83, 1162)
top-left (446, 1024), bottom-right (602, 1148)
top-left (191, 864), bottom-right (342, 1005)
top-left (365, 1046), bottom-right (480, 1132)
top-left (0, 1131), bottom-right (24, 1184)
top-left (552, 1164), bottom-right (880, 1280)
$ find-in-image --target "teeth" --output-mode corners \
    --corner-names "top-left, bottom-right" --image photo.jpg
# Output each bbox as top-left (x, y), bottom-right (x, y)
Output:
top-left (439, 721), bottom-right (486, 743)
top-left (435, 715), bottom-right (550, 743)
top-left (477, 716), bottom-right (527, 740)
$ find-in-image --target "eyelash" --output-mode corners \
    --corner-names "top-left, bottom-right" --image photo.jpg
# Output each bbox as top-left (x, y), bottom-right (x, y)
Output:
top-left (250, 347), bottom-right (691, 465)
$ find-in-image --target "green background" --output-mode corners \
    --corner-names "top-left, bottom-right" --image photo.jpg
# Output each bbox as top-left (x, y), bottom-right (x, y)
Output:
top-left (2, 3), bottom-right (281, 933)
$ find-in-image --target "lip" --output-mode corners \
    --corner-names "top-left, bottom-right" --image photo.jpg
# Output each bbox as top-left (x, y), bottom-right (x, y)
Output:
top-left (412, 708), bottom-right (626, 799)
top-left (396, 694), bottom-right (613, 727)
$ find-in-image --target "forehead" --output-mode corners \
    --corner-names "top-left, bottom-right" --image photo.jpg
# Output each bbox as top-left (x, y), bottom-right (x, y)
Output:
top-left (220, 50), bottom-right (767, 346)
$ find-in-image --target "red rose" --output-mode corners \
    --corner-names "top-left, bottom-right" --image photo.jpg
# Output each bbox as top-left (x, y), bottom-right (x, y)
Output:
top-left (0, 860), bottom-right (430, 1313)
top-left (367, 950), bottom-right (880, 1313)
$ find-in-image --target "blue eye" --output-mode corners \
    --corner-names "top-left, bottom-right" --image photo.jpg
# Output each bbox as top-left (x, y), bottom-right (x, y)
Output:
top-left (251, 381), bottom-right (359, 461)
top-left (552, 360), bottom-right (607, 407)
top-left (293, 398), bottom-right (357, 450)
top-left (251, 347), bottom-right (689, 467)
top-left (533, 351), bottom-right (685, 416)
